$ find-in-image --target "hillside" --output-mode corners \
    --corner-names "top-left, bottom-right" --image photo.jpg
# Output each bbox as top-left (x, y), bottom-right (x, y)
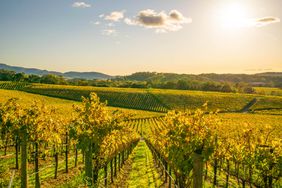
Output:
top-left (1, 63), bottom-right (282, 86)
top-left (1, 82), bottom-right (281, 113)
top-left (123, 72), bottom-right (282, 87)
top-left (0, 63), bottom-right (112, 80)
top-left (0, 83), bottom-right (281, 188)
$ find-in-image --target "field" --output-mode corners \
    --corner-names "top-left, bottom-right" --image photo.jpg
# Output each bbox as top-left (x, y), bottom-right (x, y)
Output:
top-left (20, 83), bottom-right (169, 112)
top-left (127, 113), bottom-right (282, 187)
top-left (1, 1), bottom-right (281, 187)
top-left (149, 88), bottom-right (282, 112)
top-left (1, 81), bottom-right (282, 113)
top-left (254, 87), bottom-right (282, 96)
top-left (0, 89), bottom-right (162, 119)
top-left (0, 84), bottom-right (281, 187)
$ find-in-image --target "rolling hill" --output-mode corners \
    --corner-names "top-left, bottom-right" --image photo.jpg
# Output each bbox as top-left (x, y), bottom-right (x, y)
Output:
top-left (0, 63), bottom-right (113, 80)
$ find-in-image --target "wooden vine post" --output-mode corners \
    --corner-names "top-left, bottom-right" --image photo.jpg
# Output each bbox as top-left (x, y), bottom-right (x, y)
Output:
top-left (104, 165), bottom-right (108, 187)
top-left (65, 132), bottom-right (69, 173)
top-left (193, 152), bottom-right (204, 188)
top-left (110, 159), bottom-right (113, 183)
top-left (21, 130), bottom-right (28, 188)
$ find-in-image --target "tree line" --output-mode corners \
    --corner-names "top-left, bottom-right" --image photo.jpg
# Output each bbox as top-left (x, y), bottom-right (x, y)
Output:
top-left (2, 69), bottom-right (282, 94)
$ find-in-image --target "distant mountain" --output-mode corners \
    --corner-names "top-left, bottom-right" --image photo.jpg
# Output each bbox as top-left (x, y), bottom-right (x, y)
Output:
top-left (0, 63), bottom-right (113, 80)
top-left (0, 63), bottom-right (61, 75)
top-left (1, 63), bottom-right (281, 86)
top-left (63, 71), bottom-right (112, 80)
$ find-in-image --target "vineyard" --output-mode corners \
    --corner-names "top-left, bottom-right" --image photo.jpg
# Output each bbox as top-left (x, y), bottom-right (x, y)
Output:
top-left (1, 1), bottom-right (281, 187)
top-left (0, 84), bottom-right (282, 187)
top-left (1, 81), bottom-right (282, 114)
top-left (126, 112), bottom-right (282, 187)
top-left (0, 92), bottom-right (141, 187)
top-left (20, 83), bottom-right (169, 112)
top-left (0, 81), bottom-right (30, 90)
top-left (254, 87), bottom-right (282, 96)
top-left (0, 89), bottom-right (162, 120)
top-left (149, 89), bottom-right (282, 113)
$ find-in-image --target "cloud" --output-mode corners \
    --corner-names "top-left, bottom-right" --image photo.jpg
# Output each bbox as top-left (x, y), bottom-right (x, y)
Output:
top-left (72, 2), bottom-right (91, 8)
top-left (137, 9), bottom-right (166, 26)
top-left (124, 9), bottom-right (191, 33)
top-left (124, 18), bottom-right (135, 25)
top-left (250, 16), bottom-right (280, 27)
top-left (102, 29), bottom-right (117, 36)
top-left (89, 21), bottom-right (100, 25)
top-left (105, 11), bottom-right (124, 22)
top-left (169, 10), bottom-right (186, 21)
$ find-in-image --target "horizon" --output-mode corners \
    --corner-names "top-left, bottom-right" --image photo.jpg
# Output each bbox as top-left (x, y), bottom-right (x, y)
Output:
top-left (0, 0), bottom-right (282, 75)
top-left (1, 62), bottom-right (281, 76)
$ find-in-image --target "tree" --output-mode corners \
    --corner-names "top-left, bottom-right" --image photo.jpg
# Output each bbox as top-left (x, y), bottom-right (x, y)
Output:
top-left (40, 74), bottom-right (67, 85)
top-left (221, 83), bottom-right (234, 92)
top-left (27, 74), bottom-right (41, 83)
top-left (163, 81), bottom-right (176, 89)
top-left (13, 73), bottom-right (26, 82)
top-left (0, 69), bottom-right (15, 81)
top-left (243, 86), bottom-right (254, 94)
top-left (176, 80), bottom-right (189, 90)
top-left (202, 82), bottom-right (221, 91)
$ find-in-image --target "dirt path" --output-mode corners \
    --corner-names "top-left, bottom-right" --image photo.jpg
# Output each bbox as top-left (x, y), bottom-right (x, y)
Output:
top-left (240, 98), bottom-right (257, 112)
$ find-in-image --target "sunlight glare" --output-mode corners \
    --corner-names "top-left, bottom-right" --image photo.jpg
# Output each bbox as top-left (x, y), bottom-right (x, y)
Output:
top-left (217, 3), bottom-right (249, 29)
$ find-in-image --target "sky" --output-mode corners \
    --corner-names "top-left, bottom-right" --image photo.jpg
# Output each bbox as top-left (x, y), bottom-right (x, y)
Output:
top-left (0, 0), bottom-right (281, 75)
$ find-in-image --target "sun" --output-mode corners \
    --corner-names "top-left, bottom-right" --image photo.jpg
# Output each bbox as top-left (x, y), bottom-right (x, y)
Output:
top-left (217, 3), bottom-right (249, 28)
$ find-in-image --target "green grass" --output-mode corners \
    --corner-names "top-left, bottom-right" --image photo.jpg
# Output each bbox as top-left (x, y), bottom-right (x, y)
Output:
top-left (0, 150), bottom-right (15, 166)
top-left (125, 141), bottom-right (163, 188)
top-left (6, 152), bottom-right (83, 187)
top-left (58, 172), bottom-right (85, 188)
top-left (60, 141), bottom-right (164, 188)
top-left (28, 154), bottom-right (82, 186)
